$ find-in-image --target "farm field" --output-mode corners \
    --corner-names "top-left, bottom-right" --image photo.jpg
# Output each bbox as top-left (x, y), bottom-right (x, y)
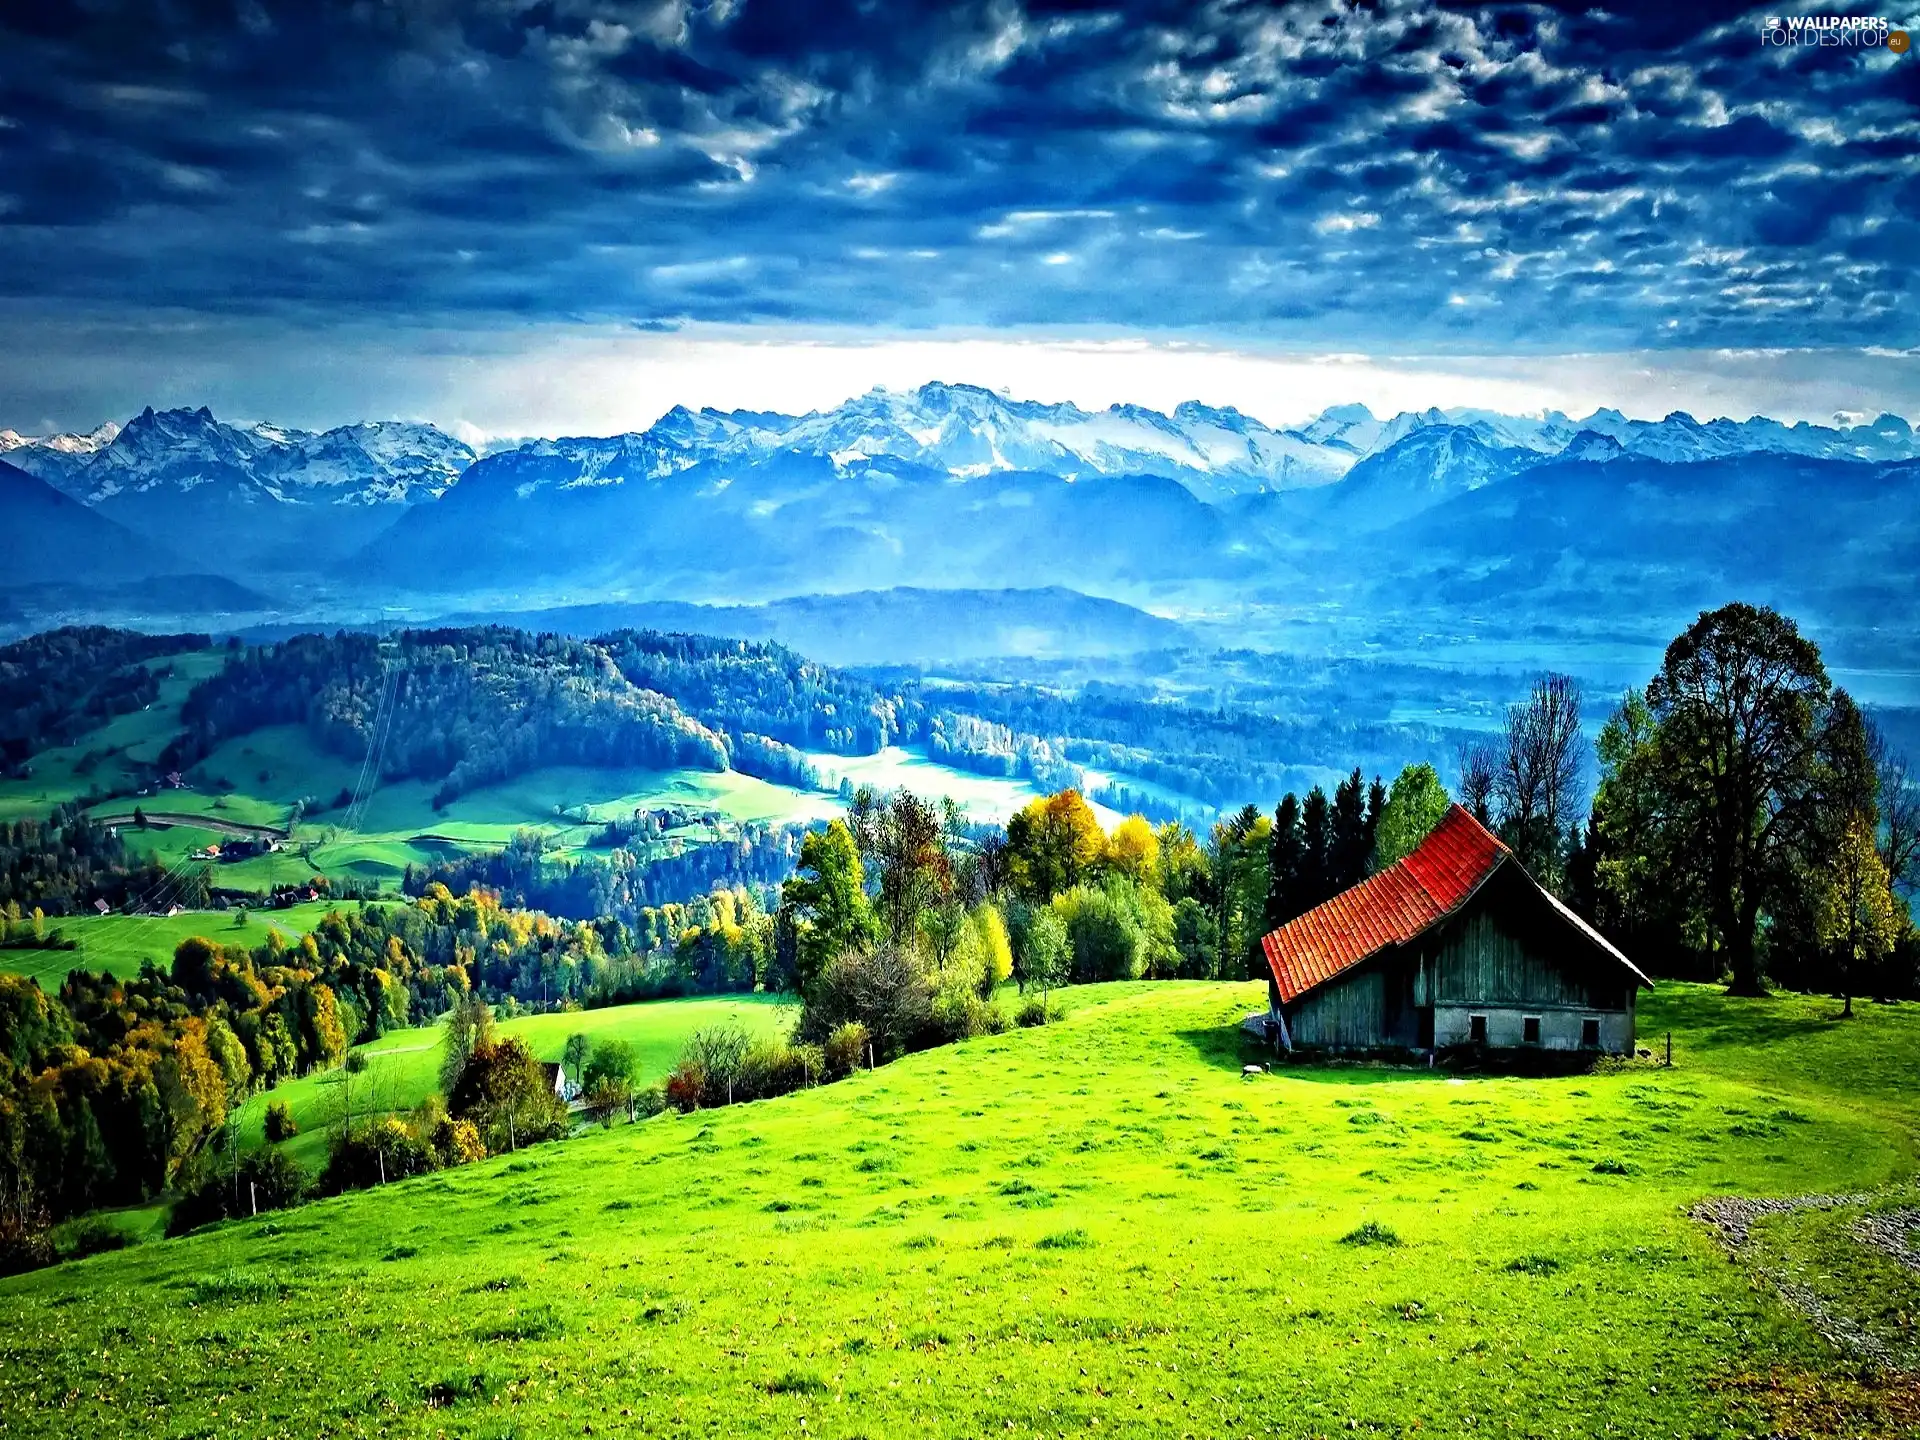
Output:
top-left (3, 980), bottom-right (1916, 1439)
top-left (807, 745), bottom-right (1123, 826)
top-left (230, 993), bottom-right (797, 1171)
top-left (0, 900), bottom-right (348, 982)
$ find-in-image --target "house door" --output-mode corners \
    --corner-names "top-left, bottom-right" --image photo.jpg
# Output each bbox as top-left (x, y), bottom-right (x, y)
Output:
top-left (1417, 1007), bottom-right (1435, 1048)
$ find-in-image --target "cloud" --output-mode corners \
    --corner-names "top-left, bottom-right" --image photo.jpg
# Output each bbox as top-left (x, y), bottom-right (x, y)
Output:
top-left (0, 0), bottom-right (1911, 398)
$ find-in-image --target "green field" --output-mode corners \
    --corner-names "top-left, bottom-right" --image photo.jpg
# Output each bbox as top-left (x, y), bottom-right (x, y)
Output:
top-left (807, 745), bottom-right (1125, 826)
top-left (4, 980), bottom-right (1917, 1438)
top-left (0, 900), bottom-right (348, 983)
top-left (230, 993), bottom-right (796, 1170)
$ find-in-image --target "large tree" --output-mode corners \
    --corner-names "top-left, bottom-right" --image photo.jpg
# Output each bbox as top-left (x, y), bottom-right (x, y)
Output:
top-left (1642, 603), bottom-right (1830, 995)
top-left (778, 820), bottom-right (878, 995)
top-left (1496, 673), bottom-right (1585, 883)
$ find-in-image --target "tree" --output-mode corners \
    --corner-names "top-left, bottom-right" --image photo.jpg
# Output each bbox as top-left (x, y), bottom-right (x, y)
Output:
top-left (1867, 715), bottom-right (1920, 897)
top-left (1814, 816), bottom-right (1900, 1018)
top-left (1005, 791), bottom-right (1107, 902)
top-left (1299, 787), bottom-right (1332, 909)
top-left (1021, 904), bottom-right (1070, 1006)
top-left (1372, 764), bottom-right (1451, 869)
top-left (1265, 794), bottom-right (1305, 931)
top-left (1329, 769), bottom-right (1372, 890)
top-left (1643, 603), bottom-right (1830, 995)
top-left (1496, 673), bottom-right (1584, 883)
top-left (851, 790), bottom-right (952, 946)
top-left (1456, 741), bottom-right (1497, 826)
top-left (778, 820), bottom-right (877, 996)
top-left (1105, 815), bottom-right (1159, 885)
top-left (561, 1032), bottom-right (591, 1093)
top-left (438, 989), bottom-right (497, 1097)
top-left (582, 1038), bottom-right (638, 1122)
top-left (1209, 805), bottom-right (1270, 977)
top-left (448, 1036), bottom-right (565, 1152)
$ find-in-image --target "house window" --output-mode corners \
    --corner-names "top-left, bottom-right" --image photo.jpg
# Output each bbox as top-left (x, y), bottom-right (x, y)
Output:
top-left (1581, 1017), bottom-right (1601, 1049)
top-left (1522, 1016), bottom-right (1541, 1045)
top-left (1468, 1014), bottom-right (1488, 1044)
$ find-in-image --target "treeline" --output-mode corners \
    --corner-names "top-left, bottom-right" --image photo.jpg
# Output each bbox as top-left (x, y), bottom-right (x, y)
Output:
top-left (0, 627), bottom-right (208, 771)
top-left (0, 805), bottom-right (203, 917)
top-left (165, 628), bottom-right (730, 808)
top-left (402, 824), bottom-right (799, 929)
top-left (597, 629), bottom-right (908, 755)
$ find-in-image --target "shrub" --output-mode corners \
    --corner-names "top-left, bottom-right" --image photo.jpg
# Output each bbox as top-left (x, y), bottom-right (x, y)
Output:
top-left (59, 1217), bottom-right (128, 1262)
top-left (1339, 1221), bottom-right (1402, 1248)
top-left (318, 1118), bottom-right (439, 1194)
top-left (168, 1148), bottom-right (309, 1236)
top-left (931, 985), bottom-right (1008, 1042)
top-left (263, 1101), bottom-right (297, 1143)
top-left (0, 1217), bottom-right (56, 1277)
top-left (798, 944), bottom-right (933, 1062)
top-left (632, 1084), bottom-right (667, 1119)
top-left (663, 1060), bottom-right (707, 1113)
top-left (1015, 995), bottom-right (1057, 1028)
top-left (823, 1021), bottom-right (871, 1078)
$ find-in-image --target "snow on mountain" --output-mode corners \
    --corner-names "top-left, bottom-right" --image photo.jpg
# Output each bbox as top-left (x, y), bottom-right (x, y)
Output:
top-left (1, 406), bottom-right (475, 508)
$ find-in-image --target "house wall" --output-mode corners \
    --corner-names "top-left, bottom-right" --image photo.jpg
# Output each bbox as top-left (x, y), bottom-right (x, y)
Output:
top-left (1288, 970), bottom-right (1386, 1049)
top-left (1432, 1003), bottom-right (1634, 1054)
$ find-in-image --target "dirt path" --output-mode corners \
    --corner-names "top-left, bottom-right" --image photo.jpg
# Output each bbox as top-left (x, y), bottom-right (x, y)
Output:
top-left (95, 811), bottom-right (287, 840)
top-left (1692, 1193), bottom-right (1919, 1366)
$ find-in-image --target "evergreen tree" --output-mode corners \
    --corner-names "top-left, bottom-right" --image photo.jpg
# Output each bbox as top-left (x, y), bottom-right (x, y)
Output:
top-left (1300, 787), bottom-right (1331, 909)
top-left (1265, 793), bottom-right (1305, 931)
top-left (1330, 768), bottom-right (1370, 891)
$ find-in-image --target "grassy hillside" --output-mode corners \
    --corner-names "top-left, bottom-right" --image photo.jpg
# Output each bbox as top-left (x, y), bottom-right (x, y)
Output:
top-left (232, 993), bottom-right (795, 1170)
top-left (3, 981), bottom-right (1916, 1438)
top-left (0, 899), bottom-right (345, 982)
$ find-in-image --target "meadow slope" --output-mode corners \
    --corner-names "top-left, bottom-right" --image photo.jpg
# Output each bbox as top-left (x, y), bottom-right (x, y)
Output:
top-left (2, 982), bottom-right (1916, 1439)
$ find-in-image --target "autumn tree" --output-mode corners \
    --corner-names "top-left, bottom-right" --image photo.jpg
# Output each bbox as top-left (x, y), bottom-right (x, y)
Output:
top-left (1005, 790), bottom-right (1106, 903)
top-left (1815, 817), bottom-right (1900, 1018)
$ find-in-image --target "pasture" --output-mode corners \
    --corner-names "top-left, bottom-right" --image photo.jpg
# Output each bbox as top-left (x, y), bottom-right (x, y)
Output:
top-left (0, 900), bottom-right (346, 983)
top-left (3, 981), bottom-right (1916, 1438)
top-left (230, 993), bottom-right (796, 1170)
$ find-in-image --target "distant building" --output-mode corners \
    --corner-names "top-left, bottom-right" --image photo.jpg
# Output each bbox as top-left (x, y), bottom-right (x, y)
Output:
top-left (1254, 805), bottom-right (1650, 1057)
top-left (539, 1062), bottom-right (580, 1105)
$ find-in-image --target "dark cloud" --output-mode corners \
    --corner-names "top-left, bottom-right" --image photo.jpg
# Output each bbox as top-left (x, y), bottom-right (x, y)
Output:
top-left (0, 0), bottom-right (1912, 354)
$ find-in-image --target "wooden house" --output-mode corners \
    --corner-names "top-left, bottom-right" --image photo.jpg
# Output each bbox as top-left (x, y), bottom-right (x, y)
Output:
top-left (1254, 805), bottom-right (1650, 1056)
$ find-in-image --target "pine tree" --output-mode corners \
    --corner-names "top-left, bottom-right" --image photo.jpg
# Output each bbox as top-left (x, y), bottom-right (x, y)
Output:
top-left (1300, 787), bottom-right (1331, 909)
top-left (1330, 768), bottom-right (1370, 891)
top-left (1266, 793), bottom-right (1305, 931)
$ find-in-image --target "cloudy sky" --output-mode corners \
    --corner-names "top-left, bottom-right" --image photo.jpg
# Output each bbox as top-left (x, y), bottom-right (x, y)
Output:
top-left (2, 0), bottom-right (1916, 437)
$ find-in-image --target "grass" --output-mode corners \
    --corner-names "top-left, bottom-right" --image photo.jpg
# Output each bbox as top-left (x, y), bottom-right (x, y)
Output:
top-left (806, 745), bottom-right (1125, 826)
top-left (230, 992), bottom-right (796, 1170)
top-left (0, 900), bottom-right (347, 982)
top-left (1, 979), bottom-right (1915, 1438)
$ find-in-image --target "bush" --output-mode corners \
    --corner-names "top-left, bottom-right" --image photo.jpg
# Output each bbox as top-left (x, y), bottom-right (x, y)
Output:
top-left (168, 1148), bottom-right (309, 1236)
top-left (633, 1084), bottom-right (667, 1119)
top-left (823, 1021), bottom-right (871, 1078)
top-left (59, 1217), bottom-right (129, 1262)
top-left (0, 1217), bottom-right (56, 1277)
top-left (799, 944), bottom-right (932, 1062)
top-left (431, 1115), bottom-right (487, 1167)
top-left (663, 1060), bottom-right (707, 1113)
top-left (1015, 995), bottom-right (1057, 1027)
top-left (1339, 1222), bottom-right (1403, 1248)
top-left (263, 1101), bottom-right (297, 1143)
top-left (931, 985), bottom-right (1008, 1042)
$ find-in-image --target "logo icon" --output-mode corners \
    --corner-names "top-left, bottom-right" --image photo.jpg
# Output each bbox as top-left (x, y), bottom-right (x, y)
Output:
top-left (1891, 28), bottom-right (1911, 51)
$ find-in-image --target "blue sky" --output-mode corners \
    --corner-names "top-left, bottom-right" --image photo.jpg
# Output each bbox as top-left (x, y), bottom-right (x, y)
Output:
top-left (1, 1), bottom-right (1915, 435)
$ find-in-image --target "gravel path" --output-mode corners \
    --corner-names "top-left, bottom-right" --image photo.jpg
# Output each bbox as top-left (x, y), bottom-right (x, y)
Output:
top-left (1690, 1192), bottom-right (1918, 1366)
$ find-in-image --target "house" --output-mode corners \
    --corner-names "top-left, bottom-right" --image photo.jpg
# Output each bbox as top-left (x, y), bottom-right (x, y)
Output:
top-left (539, 1062), bottom-right (580, 1105)
top-left (1253, 804), bottom-right (1651, 1057)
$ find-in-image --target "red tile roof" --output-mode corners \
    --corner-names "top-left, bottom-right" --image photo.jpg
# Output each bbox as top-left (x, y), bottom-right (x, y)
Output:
top-left (1259, 804), bottom-right (1509, 1004)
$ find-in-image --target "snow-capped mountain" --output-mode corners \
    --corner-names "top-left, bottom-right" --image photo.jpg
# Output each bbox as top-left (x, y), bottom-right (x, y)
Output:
top-left (3, 406), bottom-right (474, 508)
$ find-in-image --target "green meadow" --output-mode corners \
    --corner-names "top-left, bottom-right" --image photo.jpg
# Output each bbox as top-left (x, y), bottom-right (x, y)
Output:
top-left (230, 993), bottom-right (796, 1171)
top-left (0, 900), bottom-right (347, 983)
top-left (4, 980), bottom-right (1916, 1439)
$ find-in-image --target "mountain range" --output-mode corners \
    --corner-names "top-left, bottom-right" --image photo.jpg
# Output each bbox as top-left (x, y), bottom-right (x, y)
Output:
top-left (3, 384), bottom-right (1917, 667)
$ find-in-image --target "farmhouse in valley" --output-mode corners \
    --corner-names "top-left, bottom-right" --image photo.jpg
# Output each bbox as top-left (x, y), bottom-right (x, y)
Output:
top-left (1254, 804), bottom-right (1651, 1056)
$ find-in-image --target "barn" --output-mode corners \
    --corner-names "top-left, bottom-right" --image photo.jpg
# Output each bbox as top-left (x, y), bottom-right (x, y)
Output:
top-left (1254, 804), bottom-right (1651, 1056)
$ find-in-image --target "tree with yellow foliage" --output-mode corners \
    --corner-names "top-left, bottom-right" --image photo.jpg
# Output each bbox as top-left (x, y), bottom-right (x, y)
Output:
top-left (1815, 815), bottom-right (1901, 1018)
